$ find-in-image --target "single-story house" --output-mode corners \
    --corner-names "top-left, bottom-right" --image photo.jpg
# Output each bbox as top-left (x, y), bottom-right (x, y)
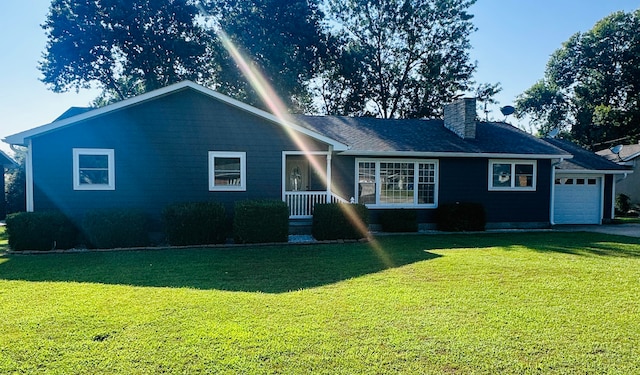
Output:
top-left (2, 81), bottom-right (628, 229)
top-left (0, 150), bottom-right (18, 219)
top-left (597, 143), bottom-right (640, 206)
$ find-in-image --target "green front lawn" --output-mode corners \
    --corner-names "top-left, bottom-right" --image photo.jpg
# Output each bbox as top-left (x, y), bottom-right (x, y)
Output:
top-left (1, 232), bottom-right (639, 374)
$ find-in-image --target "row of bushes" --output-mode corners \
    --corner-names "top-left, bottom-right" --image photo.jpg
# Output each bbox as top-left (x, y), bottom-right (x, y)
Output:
top-left (5, 200), bottom-right (486, 251)
top-left (5, 200), bottom-right (292, 251)
top-left (5, 209), bottom-right (152, 251)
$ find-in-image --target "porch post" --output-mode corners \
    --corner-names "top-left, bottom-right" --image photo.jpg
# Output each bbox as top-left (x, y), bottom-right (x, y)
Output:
top-left (326, 146), bottom-right (333, 203)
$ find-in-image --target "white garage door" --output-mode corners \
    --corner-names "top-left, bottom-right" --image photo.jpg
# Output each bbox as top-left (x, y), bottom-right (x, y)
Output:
top-left (553, 175), bottom-right (602, 224)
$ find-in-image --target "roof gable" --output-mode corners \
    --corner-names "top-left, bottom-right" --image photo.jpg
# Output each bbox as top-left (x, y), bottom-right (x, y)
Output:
top-left (3, 81), bottom-right (349, 151)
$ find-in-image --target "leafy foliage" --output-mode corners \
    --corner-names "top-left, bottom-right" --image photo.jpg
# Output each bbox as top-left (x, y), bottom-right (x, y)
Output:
top-left (233, 200), bottom-right (289, 244)
top-left (4, 149), bottom-right (26, 215)
top-left (40, 0), bottom-right (211, 102)
top-left (5, 211), bottom-right (78, 251)
top-left (378, 209), bottom-right (418, 232)
top-left (319, 0), bottom-right (477, 118)
top-left (516, 10), bottom-right (640, 148)
top-left (312, 203), bottom-right (369, 240)
top-left (163, 202), bottom-right (227, 246)
top-left (435, 202), bottom-right (485, 232)
top-left (83, 209), bottom-right (150, 249)
top-left (201, 0), bottom-right (326, 112)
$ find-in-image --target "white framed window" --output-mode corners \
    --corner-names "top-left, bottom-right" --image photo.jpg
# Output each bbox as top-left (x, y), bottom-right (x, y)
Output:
top-left (356, 159), bottom-right (438, 208)
top-left (73, 148), bottom-right (115, 191)
top-left (488, 160), bottom-right (537, 191)
top-left (209, 151), bottom-right (246, 191)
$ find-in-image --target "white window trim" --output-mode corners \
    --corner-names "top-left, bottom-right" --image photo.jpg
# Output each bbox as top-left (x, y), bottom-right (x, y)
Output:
top-left (208, 151), bottom-right (246, 191)
top-left (73, 148), bottom-right (115, 191)
top-left (488, 159), bottom-right (537, 191)
top-left (355, 158), bottom-right (439, 208)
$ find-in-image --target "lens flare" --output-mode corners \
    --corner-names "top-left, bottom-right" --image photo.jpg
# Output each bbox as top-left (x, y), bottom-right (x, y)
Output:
top-left (212, 25), bottom-right (392, 268)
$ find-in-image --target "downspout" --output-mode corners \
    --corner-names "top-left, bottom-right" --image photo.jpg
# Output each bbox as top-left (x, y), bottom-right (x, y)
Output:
top-left (25, 139), bottom-right (34, 212)
top-left (549, 157), bottom-right (564, 226)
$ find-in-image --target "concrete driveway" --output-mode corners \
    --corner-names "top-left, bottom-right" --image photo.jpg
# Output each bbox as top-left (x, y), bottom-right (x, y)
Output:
top-left (556, 223), bottom-right (640, 238)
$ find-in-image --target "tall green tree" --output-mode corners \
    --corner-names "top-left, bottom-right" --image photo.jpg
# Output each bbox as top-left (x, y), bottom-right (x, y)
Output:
top-left (200, 0), bottom-right (326, 112)
top-left (4, 150), bottom-right (26, 215)
top-left (40, 0), bottom-right (211, 103)
top-left (516, 10), bottom-right (640, 148)
top-left (318, 0), bottom-right (477, 118)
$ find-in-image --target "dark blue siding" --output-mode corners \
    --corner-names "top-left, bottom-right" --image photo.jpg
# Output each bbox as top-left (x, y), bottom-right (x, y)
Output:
top-left (439, 158), bottom-right (551, 224)
top-left (335, 157), bottom-right (552, 225)
top-left (31, 88), bottom-right (328, 223)
top-left (330, 155), bottom-right (356, 201)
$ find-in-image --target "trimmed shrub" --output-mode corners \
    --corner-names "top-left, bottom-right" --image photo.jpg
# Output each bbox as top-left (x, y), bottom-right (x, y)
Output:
top-left (312, 203), bottom-right (369, 240)
top-left (616, 194), bottom-right (631, 215)
top-left (163, 202), bottom-right (227, 246)
top-left (83, 209), bottom-right (149, 249)
top-left (5, 211), bottom-right (77, 251)
top-left (234, 200), bottom-right (289, 244)
top-left (379, 209), bottom-right (418, 232)
top-left (435, 202), bottom-right (486, 232)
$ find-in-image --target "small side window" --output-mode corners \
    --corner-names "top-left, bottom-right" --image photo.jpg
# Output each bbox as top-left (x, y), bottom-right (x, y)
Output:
top-left (73, 149), bottom-right (115, 190)
top-left (209, 151), bottom-right (246, 191)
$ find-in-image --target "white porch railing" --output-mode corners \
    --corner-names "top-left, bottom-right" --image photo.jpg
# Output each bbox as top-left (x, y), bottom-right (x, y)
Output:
top-left (285, 191), bottom-right (348, 218)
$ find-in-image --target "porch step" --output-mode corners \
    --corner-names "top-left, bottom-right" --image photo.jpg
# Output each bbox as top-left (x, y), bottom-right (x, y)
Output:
top-left (289, 219), bottom-right (313, 235)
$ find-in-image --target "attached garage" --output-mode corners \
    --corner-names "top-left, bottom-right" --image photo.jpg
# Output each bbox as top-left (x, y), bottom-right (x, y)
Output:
top-left (553, 174), bottom-right (603, 224)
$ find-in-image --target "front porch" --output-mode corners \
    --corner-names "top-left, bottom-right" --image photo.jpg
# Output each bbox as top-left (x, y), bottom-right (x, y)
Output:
top-left (285, 191), bottom-right (348, 218)
top-left (282, 152), bottom-right (348, 218)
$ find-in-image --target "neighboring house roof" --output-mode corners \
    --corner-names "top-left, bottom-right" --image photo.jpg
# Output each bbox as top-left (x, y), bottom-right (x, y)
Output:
top-left (596, 143), bottom-right (640, 163)
top-left (294, 115), bottom-right (571, 158)
top-left (545, 137), bottom-right (630, 173)
top-left (0, 150), bottom-right (17, 168)
top-left (2, 81), bottom-right (349, 152)
top-left (54, 106), bottom-right (94, 121)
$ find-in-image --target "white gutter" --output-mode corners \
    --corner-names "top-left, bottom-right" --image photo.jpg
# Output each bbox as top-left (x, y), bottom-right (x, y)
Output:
top-left (338, 150), bottom-right (572, 160)
top-left (25, 139), bottom-right (34, 212)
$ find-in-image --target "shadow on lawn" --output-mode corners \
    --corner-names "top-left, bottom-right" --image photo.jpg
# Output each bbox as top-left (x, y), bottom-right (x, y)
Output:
top-left (0, 240), bottom-right (441, 293)
top-left (1, 232), bottom-right (638, 293)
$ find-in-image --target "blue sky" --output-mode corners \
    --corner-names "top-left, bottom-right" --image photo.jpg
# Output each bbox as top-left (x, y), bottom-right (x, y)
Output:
top-left (1, 0), bottom-right (639, 155)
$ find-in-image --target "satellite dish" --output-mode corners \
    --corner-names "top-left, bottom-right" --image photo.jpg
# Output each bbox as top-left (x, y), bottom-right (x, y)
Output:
top-left (500, 105), bottom-right (515, 116)
top-left (548, 128), bottom-right (560, 138)
top-left (610, 144), bottom-right (623, 155)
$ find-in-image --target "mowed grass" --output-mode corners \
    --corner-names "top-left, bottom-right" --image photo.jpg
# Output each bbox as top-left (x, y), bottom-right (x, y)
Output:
top-left (1, 229), bottom-right (639, 374)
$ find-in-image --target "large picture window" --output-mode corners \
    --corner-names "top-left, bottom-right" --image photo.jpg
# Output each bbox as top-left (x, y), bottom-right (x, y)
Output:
top-left (209, 151), bottom-right (246, 191)
top-left (489, 160), bottom-right (536, 191)
top-left (357, 159), bottom-right (438, 207)
top-left (73, 148), bottom-right (115, 190)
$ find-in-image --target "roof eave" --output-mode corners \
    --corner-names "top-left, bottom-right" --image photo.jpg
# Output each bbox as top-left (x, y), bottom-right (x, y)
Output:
top-left (338, 150), bottom-right (573, 159)
top-left (555, 168), bottom-right (632, 174)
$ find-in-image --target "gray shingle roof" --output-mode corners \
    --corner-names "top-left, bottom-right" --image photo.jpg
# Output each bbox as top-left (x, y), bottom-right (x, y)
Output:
top-left (544, 138), bottom-right (629, 171)
top-left (293, 115), bottom-right (570, 156)
top-left (596, 143), bottom-right (640, 162)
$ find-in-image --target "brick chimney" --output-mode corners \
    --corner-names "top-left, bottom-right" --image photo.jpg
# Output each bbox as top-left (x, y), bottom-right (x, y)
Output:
top-left (444, 98), bottom-right (476, 139)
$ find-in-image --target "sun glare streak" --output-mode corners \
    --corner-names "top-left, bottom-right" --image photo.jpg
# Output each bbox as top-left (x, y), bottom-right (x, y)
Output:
top-left (212, 23), bottom-right (392, 267)
top-left (216, 30), bottom-right (328, 181)
top-left (336, 203), bottom-right (395, 268)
